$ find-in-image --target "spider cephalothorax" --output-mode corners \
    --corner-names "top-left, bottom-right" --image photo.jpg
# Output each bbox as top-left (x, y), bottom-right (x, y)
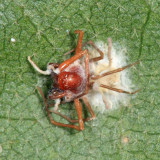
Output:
top-left (48, 60), bottom-right (86, 102)
top-left (28, 30), bottom-right (139, 131)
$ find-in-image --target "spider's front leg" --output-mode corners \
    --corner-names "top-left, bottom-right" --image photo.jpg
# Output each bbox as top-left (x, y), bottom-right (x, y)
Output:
top-left (28, 56), bottom-right (59, 75)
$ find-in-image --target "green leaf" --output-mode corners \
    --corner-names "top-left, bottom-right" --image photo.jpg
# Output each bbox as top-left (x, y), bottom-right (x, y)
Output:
top-left (0, 0), bottom-right (159, 159)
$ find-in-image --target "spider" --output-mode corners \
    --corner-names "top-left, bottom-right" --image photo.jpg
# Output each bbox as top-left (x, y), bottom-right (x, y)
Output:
top-left (28, 30), bottom-right (139, 131)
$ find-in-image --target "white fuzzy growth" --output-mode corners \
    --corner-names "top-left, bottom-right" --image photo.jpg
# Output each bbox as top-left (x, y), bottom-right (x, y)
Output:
top-left (86, 41), bottom-right (136, 113)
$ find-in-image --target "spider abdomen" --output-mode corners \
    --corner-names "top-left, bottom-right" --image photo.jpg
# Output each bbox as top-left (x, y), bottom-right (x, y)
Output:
top-left (58, 71), bottom-right (82, 92)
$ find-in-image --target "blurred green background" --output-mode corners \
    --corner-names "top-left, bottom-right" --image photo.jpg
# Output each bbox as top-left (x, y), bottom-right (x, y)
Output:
top-left (0, 0), bottom-right (160, 159)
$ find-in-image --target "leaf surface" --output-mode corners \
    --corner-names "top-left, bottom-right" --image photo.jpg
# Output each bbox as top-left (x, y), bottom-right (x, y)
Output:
top-left (0, 0), bottom-right (159, 159)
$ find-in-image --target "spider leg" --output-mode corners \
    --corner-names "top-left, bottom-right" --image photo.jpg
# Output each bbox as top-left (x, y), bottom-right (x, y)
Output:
top-left (64, 39), bottom-right (113, 63)
top-left (43, 94), bottom-right (95, 124)
top-left (49, 108), bottom-right (94, 123)
top-left (63, 40), bottom-right (104, 63)
top-left (74, 30), bottom-right (83, 55)
top-left (37, 87), bottom-right (84, 131)
top-left (59, 49), bottom-right (88, 72)
top-left (86, 38), bottom-right (112, 64)
top-left (52, 96), bottom-right (95, 123)
top-left (40, 92), bottom-right (95, 123)
top-left (73, 99), bottom-right (84, 130)
top-left (63, 30), bottom-right (84, 56)
top-left (81, 97), bottom-right (95, 120)
top-left (82, 40), bottom-right (104, 62)
top-left (49, 92), bottom-right (95, 124)
top-left (54, 97), bottom-right (95, 123)
top-left (66, 40), bottom-right (104, 62)
top-left (91, 61), bottom-right (139, 80)
top-left (100, 84), bottom-right (140, 94)
top-left (49, 99), bottom-right (83, 130)
top-left (28, 56), bottom-right (51, 75)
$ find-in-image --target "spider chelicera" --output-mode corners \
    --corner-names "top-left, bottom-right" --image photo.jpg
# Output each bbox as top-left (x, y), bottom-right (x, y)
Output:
top-left (28, 30), bottom-right (139, 131)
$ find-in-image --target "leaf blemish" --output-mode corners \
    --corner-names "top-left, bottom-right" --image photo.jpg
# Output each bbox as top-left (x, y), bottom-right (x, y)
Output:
top-left (121, 136), bottom-right (129, 144)
top-left (11, 38), bottom-right (16, 43)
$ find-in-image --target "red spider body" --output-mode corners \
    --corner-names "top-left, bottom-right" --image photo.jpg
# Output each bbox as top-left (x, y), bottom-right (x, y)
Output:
top-left (28, 30), bottom-right (139, 131)
top-left (49, 61), bottom-right (86, 102)
top-left (58, 70), bottom-right (82, 92)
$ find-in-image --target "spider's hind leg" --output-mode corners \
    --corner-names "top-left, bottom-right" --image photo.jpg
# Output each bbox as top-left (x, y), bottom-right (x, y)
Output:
top-left (81, 97), bottom-right (95, 120)
top-left (91, 61), bottom-right (139, 80)
top-left (100, 84), bottom-right (140, 94)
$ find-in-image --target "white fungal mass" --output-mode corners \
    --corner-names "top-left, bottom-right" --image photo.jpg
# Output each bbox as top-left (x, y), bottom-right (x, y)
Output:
top-left (86, 41), bottom-right (136, 113)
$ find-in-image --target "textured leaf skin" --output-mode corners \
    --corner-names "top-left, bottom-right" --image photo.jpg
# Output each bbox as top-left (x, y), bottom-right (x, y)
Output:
top-left (0, 0), bottom-right (159, 159)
